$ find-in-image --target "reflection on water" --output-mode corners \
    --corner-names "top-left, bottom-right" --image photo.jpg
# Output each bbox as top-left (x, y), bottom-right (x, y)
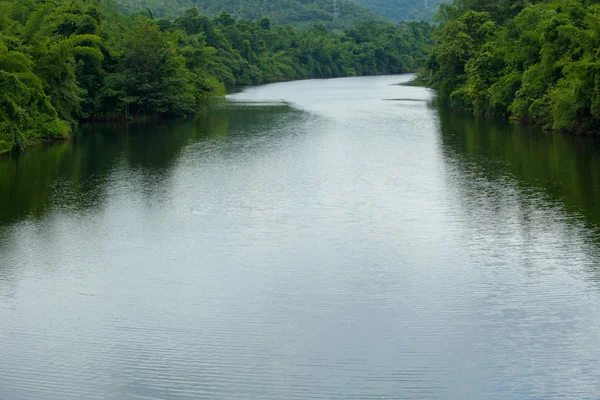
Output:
top-left (0, 105), bottom-right (300, 225)
top-left (438, 108), bottom-right (600, 289)
top-left (438, 107), bottom-right (600, 226)
top-left (1, 75), bottom-right (600, 400)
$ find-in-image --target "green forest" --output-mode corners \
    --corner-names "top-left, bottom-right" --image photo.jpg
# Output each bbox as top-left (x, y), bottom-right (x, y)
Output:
top-left (426, 0), bottom-right (600, 134)
top-left (349, 0), bottom-right (445, 22)
top-left (119, 0), bottom-right (388, 30)
top-left (4, 0), bottom-right (600, 156)
top-left (0, 0), bottom-right (432, 154)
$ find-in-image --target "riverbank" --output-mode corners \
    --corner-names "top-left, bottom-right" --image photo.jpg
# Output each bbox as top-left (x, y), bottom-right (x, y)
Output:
top-left (0, 72), bottom-right (421, 157)
top-left (425, 1), bottom-right (600, 136)
top-left (0, 0), bottom-right (433, 155)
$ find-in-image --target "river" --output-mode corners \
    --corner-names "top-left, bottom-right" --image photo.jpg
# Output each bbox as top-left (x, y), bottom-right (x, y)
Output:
top-left (1, 75), bottom-right (600, 399)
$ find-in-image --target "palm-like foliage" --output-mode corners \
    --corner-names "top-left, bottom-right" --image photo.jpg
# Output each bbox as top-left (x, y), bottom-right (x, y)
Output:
top-left (0, 0), bottom-right (432, 154)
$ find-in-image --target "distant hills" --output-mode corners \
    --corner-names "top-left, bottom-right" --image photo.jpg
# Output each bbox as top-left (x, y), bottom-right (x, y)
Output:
top-left (348, 0), bottom-right (446, 22)
top-left (119, 0), bottom-right (389, 29)
top-left (119, 0), bottom-right (445, 29)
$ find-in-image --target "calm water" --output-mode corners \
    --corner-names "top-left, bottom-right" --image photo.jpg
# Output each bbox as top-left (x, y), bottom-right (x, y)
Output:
top-left (2, 75), bottom-right (600, 399)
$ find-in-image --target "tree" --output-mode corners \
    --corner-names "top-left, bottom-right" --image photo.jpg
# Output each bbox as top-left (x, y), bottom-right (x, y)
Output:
top-left (103, 24), bottom-right (197, 117)
top-left (0, 0), bottom-right (433, 154)
top-left (426, 0), bottom-right (600, 134)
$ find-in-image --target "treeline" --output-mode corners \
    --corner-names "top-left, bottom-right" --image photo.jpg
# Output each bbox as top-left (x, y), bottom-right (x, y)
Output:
top-left (119, 0), bottom-right (388, 30)
top-left (0, 0), bottom-right (432, 154)
top-left (426, 0), bottom-right (600, 134)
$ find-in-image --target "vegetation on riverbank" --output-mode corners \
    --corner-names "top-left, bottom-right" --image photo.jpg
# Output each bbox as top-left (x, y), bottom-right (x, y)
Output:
top-left (426, 0), bottom-right (600, 134)
top-left (0, 0), bottom-right (432, 154)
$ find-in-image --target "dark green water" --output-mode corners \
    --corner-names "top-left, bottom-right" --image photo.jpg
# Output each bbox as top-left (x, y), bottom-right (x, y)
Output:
top-left (1, 75), bottom-right (600, 399)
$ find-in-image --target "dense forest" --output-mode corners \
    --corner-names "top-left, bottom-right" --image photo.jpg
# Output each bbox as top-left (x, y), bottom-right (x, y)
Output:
top-left (349, 0), bottom-right (445, 22)
top-left (9, 0), bottom-right (598, 158)
top-left (426, 0), bottom-right (600, 134)
top-left (118, 0), bottom-right (388, 30)
top-left (0, 0), bottom-right (432, 154)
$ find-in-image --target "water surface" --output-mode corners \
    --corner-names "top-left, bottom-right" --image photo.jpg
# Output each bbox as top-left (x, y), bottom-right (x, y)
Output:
top-left (1, 75), bottom-right (600, 399)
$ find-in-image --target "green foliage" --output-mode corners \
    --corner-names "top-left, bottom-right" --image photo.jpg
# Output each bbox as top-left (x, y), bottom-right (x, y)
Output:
top-left (0, 9), bottom-right (70, 154)
top-left (102, 24), bottom-right (197, 117)
top-left (428, 0), bottom-right (600, 134)
top-left (0, 0), bottom-right (432, 154)
top-left (349, 0), bottom-right (446, 22)
top-left (118, 0), bottom-right (389, 30)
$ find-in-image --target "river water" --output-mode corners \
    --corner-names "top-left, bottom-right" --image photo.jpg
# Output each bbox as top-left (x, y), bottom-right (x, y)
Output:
top-left (1, 75), bottom-right (600, 399)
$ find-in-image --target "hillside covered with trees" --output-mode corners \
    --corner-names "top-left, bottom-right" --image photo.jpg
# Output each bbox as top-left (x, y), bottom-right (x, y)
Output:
top-left (349, 0), bottom-right (445, 22)
top-left (118, 0), bottom-right (388, 30)
top-left (0, 0), bottom-right (432, 155)
top-left (426, 0), bottom-right (600, 134)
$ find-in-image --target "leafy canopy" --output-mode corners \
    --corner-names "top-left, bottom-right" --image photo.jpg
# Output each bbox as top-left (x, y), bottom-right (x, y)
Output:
top-left (427, 0), bottom-right (600, 134)
top-left (0, 0), bottom-right (432, 154)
